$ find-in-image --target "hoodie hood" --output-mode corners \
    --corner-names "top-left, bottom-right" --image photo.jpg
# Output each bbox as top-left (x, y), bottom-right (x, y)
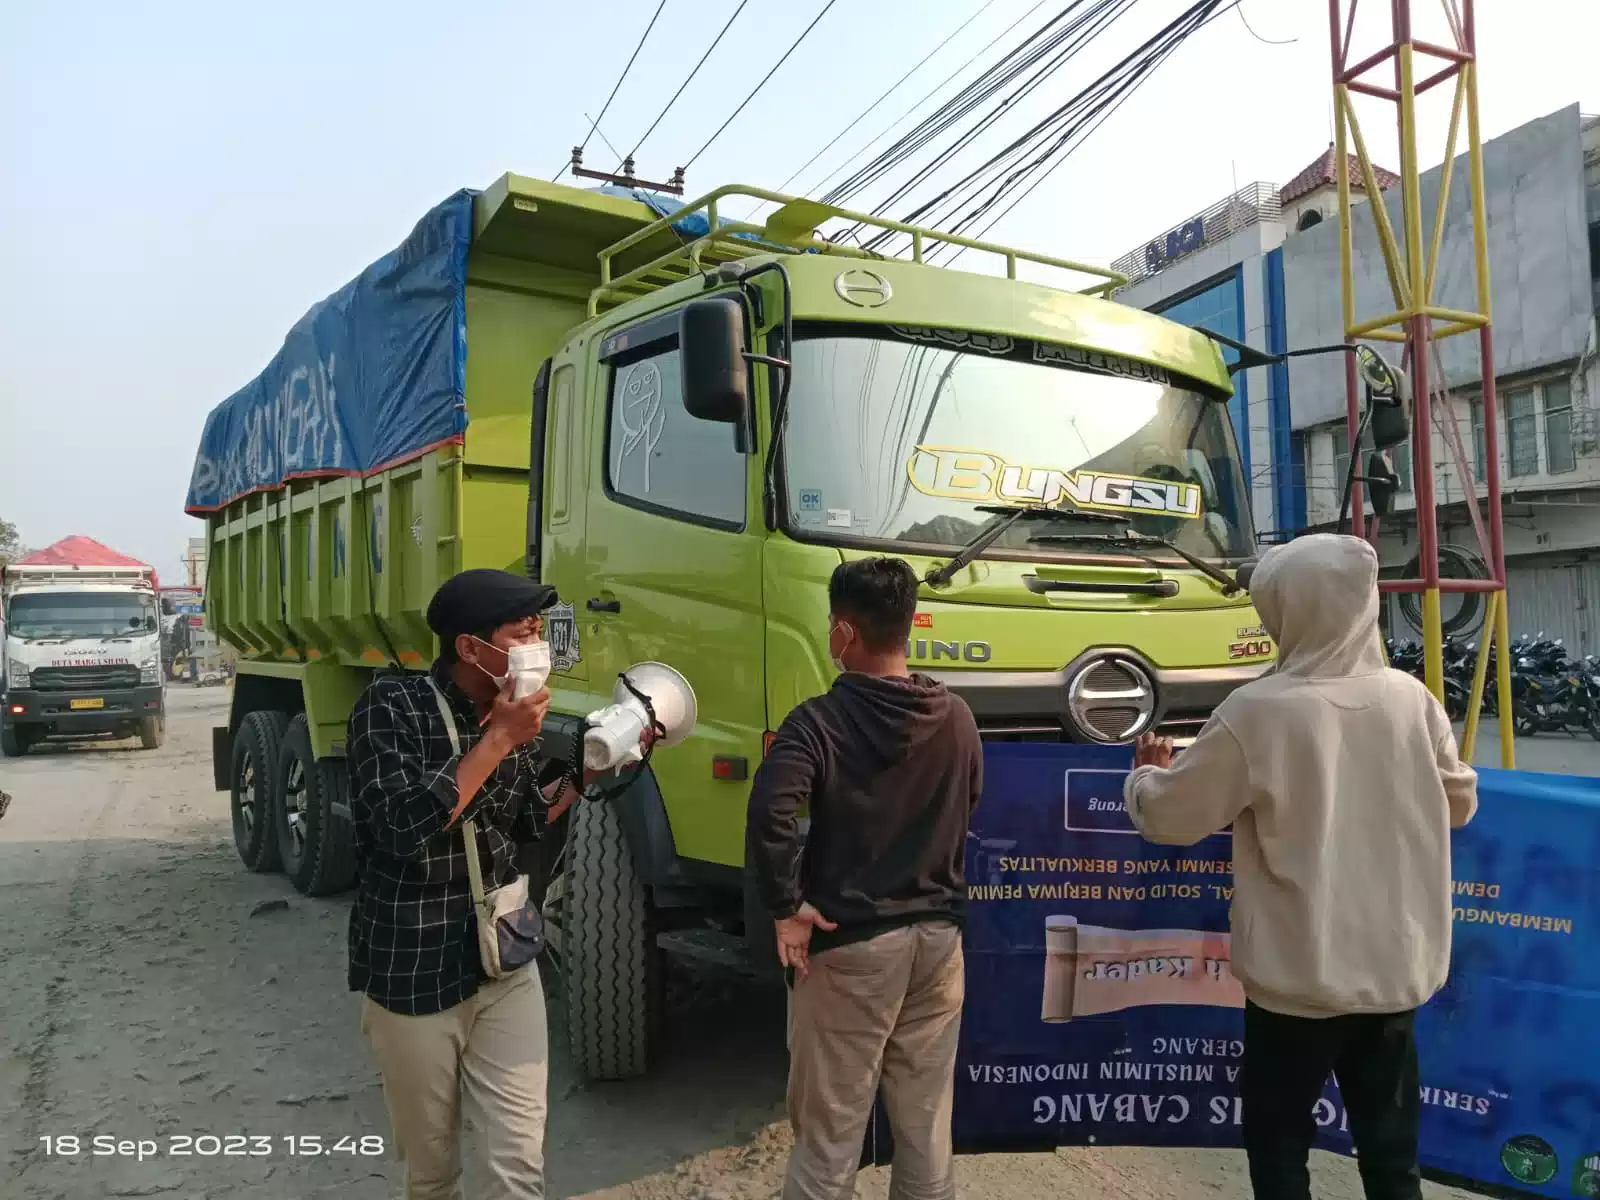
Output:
top-left (828, 672), bottom-right (953, 766)
top-left (1250, 534), bottom-right (1387, 678)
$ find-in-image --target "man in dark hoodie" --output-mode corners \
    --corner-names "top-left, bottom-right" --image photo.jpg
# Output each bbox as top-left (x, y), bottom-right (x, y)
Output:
top-left (748, 556), bottom-right (983, 1200)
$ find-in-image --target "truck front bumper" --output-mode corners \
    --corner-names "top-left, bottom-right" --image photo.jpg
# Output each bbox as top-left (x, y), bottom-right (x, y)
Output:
top-left (3, 685), bottom-right (165, 735)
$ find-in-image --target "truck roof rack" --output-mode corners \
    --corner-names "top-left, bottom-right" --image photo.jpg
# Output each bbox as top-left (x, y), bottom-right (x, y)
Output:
top-left (589, 184), bottom-right (1128, 316)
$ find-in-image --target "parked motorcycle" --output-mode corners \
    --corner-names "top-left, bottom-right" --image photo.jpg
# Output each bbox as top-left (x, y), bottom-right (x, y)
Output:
top-left (1385, 631), bottom-right (1600, 738)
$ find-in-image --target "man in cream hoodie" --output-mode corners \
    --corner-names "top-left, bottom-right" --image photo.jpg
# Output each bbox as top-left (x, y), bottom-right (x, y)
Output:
top-left (1124, 533), bottom-right (1477, 1200)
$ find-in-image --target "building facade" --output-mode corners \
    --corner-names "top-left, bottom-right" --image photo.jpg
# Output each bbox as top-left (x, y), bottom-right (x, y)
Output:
top-left (1110, 104), bottom-right (1600, 651)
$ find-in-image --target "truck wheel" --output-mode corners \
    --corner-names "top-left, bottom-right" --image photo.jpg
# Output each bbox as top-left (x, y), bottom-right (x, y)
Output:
top-left (138, 715), bottom-right (164, 750)
top-left (1, 723), bottom-right (25, 758)
top-left (231, 711), bottom-right (288, 872)
top-left (564, 795), bottom-right (658, 1081)
top-left (275, 715), bottom-right (358, 897)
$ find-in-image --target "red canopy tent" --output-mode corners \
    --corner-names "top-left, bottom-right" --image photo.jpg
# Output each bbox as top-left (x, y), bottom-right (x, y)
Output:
top-left (14, 536), bottom-right (158, 589)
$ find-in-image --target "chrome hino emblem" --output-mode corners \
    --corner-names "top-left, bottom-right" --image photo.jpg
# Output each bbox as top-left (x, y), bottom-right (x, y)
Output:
top-left (834, 268), bottom-right (893, 308)
top-left (1065, 655), bottom-right (1156, 744)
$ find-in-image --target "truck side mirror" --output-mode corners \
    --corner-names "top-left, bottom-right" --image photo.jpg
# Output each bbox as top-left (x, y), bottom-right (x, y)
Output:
top-left (679, 296), bottom-right (749, 425)
top-left (1369, 399), bottom-right (1409, 451)
top-left (1365, 451), bottom-right (1399, 516)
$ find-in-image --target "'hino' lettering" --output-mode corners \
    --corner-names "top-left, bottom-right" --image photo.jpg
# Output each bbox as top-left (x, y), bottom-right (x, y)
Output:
top-left (906, 638), bottom-right (992, 663)
top-left (906, 446), bottom-right (1202, 519)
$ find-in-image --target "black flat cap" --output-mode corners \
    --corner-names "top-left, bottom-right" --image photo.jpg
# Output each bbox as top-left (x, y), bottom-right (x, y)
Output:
top-left (426, 569), bottom-right (558, 639)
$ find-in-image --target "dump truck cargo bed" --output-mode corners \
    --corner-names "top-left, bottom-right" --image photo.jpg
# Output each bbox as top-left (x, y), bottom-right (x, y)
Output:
top-left (188, 177), bottom-right (692, 674)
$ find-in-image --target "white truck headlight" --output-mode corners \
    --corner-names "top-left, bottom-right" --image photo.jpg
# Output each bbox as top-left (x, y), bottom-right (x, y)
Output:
top-left (140, 660), bottom-right (160, 685)
top-left (6, 661), bottom-right (28, 689)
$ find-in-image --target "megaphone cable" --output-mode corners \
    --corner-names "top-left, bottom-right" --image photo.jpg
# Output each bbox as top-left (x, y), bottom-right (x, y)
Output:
top-left (568, 671), bottom-right (670, 805)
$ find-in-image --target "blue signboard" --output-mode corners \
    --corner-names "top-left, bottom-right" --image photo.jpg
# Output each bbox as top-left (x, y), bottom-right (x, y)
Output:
top-left (944, 743), bottom-right (1600, 1197)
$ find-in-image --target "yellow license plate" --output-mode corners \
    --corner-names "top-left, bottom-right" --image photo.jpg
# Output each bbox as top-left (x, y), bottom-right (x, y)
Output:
top-left (70, 698), bottom-right (105, 710)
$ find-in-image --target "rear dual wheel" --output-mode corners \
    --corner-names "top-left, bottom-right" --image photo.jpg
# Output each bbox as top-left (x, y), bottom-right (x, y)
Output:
top-left (231, 711), bottom-right (287, 872)
top-left (275, 714), bottom-right (357, 897)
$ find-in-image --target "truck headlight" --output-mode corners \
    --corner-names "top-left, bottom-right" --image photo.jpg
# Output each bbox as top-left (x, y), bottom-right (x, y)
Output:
top-left (140, 660), bottom-right (160, 685)
top-left (6, 661), bottom-right (28, 689)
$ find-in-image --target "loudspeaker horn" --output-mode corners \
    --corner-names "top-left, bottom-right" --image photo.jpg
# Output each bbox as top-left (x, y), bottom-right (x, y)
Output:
top-left (582, 662), bottom-right (698, 773)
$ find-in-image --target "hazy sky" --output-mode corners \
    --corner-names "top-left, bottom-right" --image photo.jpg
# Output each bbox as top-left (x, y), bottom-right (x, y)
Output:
top-left (2, 0), bottom-right (1595, 580)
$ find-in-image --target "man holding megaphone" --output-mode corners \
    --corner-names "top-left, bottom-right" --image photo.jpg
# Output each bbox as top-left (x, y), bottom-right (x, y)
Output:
top-left (345, 568), bottom-right (651, 1200)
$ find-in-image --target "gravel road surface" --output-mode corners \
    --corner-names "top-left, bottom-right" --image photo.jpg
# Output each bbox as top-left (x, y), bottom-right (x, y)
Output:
top-left (0, 686), bottom-right (1492, 1198)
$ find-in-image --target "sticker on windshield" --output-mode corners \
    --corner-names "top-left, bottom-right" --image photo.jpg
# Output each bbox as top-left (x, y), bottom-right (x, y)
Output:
top-left (827, 509), bottom-right (854, 528)
top-left (905, 445), bottom-right (1202, 520)
top-left (798, 489), bottom-right (822, 512)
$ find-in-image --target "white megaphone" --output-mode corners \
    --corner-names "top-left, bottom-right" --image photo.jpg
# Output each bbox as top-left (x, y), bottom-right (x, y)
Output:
top-left (582, 662), bottom-right (698, 773)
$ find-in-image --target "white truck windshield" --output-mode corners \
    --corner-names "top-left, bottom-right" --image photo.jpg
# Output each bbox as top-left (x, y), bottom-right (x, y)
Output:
top-left (781, 324), bottom-right (1254, 562)
top-left (7, 593), bottom-right (159, 640)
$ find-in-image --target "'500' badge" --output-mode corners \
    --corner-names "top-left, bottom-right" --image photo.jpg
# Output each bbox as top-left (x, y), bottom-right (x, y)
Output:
top-left (1230, 625), bottom-right (1273, 661)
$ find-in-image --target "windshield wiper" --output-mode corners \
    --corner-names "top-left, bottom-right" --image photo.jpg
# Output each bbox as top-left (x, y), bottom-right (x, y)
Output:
top-left (925, 504), bottom-right (1125, 588)
top-left (1028, 530), bottom-right (1244, 596)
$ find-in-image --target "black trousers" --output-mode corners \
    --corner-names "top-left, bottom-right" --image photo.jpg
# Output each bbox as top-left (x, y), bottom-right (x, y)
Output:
top-left (1241, 1001), bottom-right (1423, 1200)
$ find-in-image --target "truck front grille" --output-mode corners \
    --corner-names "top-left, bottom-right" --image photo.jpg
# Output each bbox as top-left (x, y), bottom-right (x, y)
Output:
top-left (28, 665), bottom-right (141, 692)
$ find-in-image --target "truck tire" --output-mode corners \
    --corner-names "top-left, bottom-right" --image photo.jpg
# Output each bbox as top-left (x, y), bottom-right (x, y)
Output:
top-left (138, 715), bottom-right (164, 751)
top-left (275, 715), bottom-right (358, 897)
top-left (231, 711), bottom-right (288, 872)
top-left (1, 723), bottom-right (25, 758)
top-left (565, 795), bottom-right (658, 1081)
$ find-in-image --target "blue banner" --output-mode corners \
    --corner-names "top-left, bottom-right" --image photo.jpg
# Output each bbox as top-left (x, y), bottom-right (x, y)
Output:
top-left (950, 743), bottom-right (1600, 1198)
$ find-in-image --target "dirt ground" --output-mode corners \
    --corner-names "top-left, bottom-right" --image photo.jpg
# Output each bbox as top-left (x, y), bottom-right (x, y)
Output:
top-left (0, 687), bottom-right (1487, 1199)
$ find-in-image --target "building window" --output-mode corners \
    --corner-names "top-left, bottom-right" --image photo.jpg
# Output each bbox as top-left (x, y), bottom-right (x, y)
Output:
top-left (1505, 388), bottom-right (1538, 477)
top-left (1297, 209), bottom-right (1324, 232)
top-left (1544, 378), bottom-right (1576, 474)
top-left (1333, 423), bottom-right (1412, 500)
top-left (606, 344), bottom-right (747, 527)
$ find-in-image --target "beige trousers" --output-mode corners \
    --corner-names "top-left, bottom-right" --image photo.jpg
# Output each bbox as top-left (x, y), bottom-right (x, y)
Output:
top-left (783, 921), bottom-right (965, 1200)
top-left (361, 964), bottom-right (548, 1200)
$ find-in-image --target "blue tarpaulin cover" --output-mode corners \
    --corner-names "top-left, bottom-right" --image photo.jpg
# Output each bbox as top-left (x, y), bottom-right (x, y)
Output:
top-left (917, 744), bottom-right (1600, 1197)
top-left (185, 190), bottom-right (476, 513)
top-left (183, 183), bottom-right (721, 515)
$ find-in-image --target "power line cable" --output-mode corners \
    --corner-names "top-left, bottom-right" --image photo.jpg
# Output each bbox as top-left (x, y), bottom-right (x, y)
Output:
top-left (683, 0), bottom-right (841, 172)
top-left (584, 113), bottom-right (628, 164)
top-left (825, 1), bottom-right (1112, 211)
top-left (746, 0), bottom-right (1005, 218)
top-left (799, 0), bottom-right (1056, 207)
top-left (831, 0), bottom-right (1133, 243)
top-left (892, 0), bottom-right (1226, 244)
top-left (621, 0), bottom-right (753, 170)
top-left (828, 0), bottom-right (1133, 231)
top-left (1236, 3), bottom-right (1296, 45)
top-left (938, 0), bottom-right (1244, 264)
top-left (554, 0), bottom-right (669, 180)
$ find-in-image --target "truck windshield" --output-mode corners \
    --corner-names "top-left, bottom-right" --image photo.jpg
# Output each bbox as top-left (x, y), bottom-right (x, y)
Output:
top-left (781, 323), bottom-right (1253, 562)
top-left (7, 593), bottom-right (158, 640)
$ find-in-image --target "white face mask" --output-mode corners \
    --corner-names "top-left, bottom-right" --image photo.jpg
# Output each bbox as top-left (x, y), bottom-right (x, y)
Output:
top-left (474, 637), bottom-right (551, 696)
top-left (828, 621), bottom-right (853, 674)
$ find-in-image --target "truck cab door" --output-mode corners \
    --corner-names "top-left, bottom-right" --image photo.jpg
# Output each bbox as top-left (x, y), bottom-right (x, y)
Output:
top-left (581, 311), bottom-right (765, 869)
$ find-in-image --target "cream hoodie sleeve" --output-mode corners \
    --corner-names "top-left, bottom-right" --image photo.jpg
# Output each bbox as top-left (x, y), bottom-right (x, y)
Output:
top-left (1434, 719), bottom-right (1478, 830)
top-left (1123, 715), bottom-right (1251, 846)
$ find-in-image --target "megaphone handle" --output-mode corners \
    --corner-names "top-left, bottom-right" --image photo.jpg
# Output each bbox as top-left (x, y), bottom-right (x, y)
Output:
top-left (618, 671), bottom-right (668, 746)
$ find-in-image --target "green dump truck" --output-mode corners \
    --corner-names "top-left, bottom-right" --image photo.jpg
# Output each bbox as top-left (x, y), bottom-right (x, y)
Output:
top-left (187, 176), bottom-right (1268, 1080)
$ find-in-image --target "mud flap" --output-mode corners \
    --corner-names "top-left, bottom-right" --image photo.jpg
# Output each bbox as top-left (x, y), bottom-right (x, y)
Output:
top-left (211, 726), bottom-right (231, 792)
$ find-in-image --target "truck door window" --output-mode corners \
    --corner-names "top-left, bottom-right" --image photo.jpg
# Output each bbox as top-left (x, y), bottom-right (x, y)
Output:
top-left (605, 342), bottom-right (746, 529)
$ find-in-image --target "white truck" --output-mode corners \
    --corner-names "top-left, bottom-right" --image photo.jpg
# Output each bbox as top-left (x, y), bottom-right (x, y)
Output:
top-left (2, 563), bottom-right (166, 756)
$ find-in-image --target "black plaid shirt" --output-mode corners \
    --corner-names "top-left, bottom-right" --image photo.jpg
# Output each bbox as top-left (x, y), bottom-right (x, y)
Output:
top-left (346, 661), bottom-right (548, 1015)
